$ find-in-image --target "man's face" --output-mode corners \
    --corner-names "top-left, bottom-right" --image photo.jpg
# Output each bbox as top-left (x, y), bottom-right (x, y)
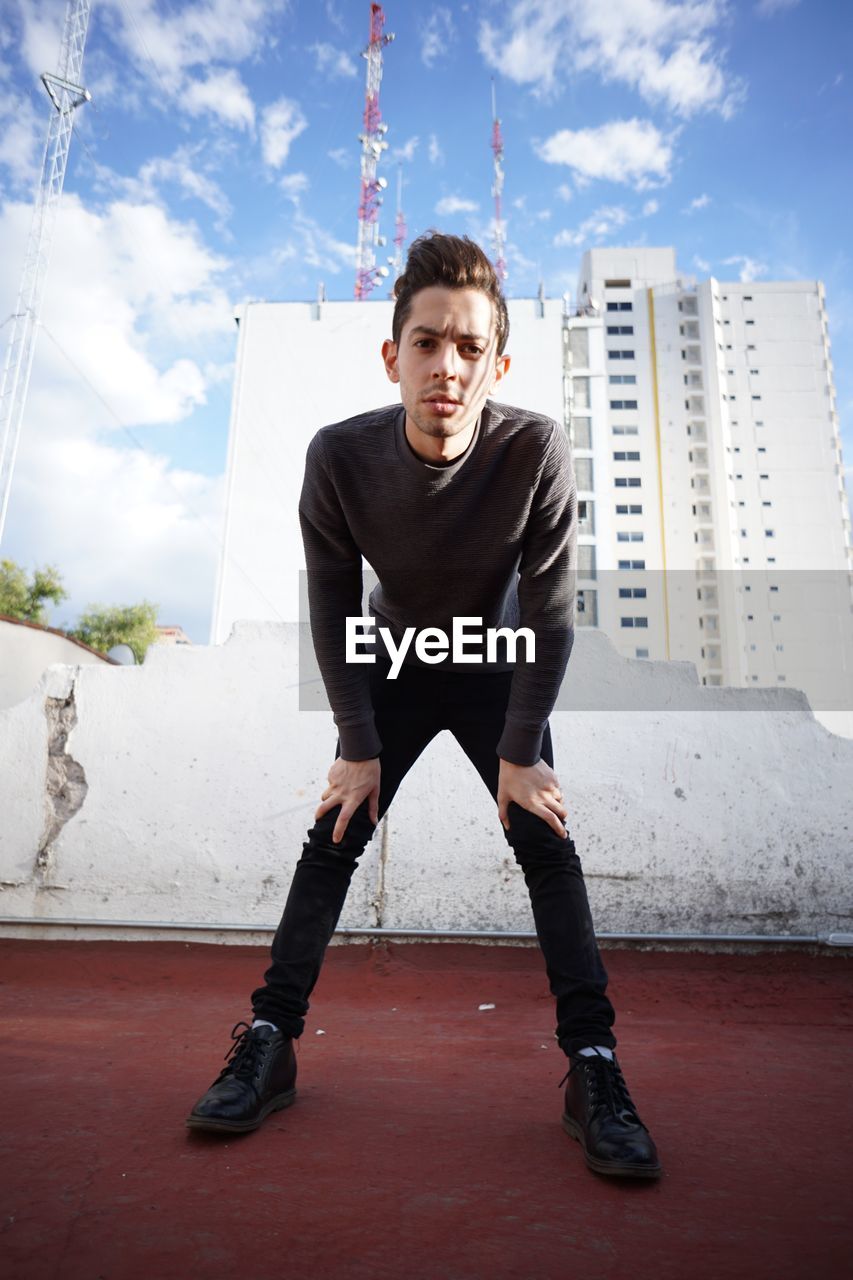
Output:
top-left (382, 286), bottom-right (510, 454)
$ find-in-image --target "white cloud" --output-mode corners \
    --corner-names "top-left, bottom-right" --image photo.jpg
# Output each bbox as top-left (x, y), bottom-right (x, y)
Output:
top-left (261, 98), bottom-right (308, 169)
top-left (693, 254), bottom-right (711, 273)
top-left (328, 147), bottom-right (352, 168)
top-left (310, 42), bottom-right (357, 79)
top-left (642, 198), bottom-right (659, 216)
top-left (684, 192), bottom-right (712, 212)
top-left (0, 191), bottom-right (235, 638)
top-left (0, 93), bottom-right (42, 192)
top-left (557, 183), bottom-right (573, 202)
top-left (183, 67), bottom-right (256, 130)
top-left (723, 254), bottom-right (768, 283)
top-left (421, 8), bottom-right (456, 68)
top-left (428, 134), bottom-right (444, 166)
top-left (479, 0), bottom-right (744, 117)
top-left (536, 119), bottom-right (673, 189)
top-left (553, 204), bottom-right (631, 249)
top-left (274, 214), bottom-right (357, 276)
top-left (435, 195), bottom-right (480, 216)
top-left (756, 0), bottom-right (800, 15)
top-left (392, 136), bottom-right (419, 163)
top-left (279, 171), bottom-right (309, 203)
top-left (92, 0), bottom-right (289, 130)
top-left (135, 148), bottom-right (233, 226)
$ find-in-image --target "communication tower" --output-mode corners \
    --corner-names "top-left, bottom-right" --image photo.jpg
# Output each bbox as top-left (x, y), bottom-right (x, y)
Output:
top-left (354, 3), bottom-right (394, 300)
top-left (490, 79), bottom-right (507, 282)
top-left (0, 0), bottom-right (92, 546)
top-left (388, 165), bottom-right (407, 288)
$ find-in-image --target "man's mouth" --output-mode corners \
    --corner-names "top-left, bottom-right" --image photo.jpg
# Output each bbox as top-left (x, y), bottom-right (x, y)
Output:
top-left (424, 394), bottom-right (462, 415)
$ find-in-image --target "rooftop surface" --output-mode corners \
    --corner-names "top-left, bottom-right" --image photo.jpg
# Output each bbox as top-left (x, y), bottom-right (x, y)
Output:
top-left (1, 938), bottom-right (850, 1279)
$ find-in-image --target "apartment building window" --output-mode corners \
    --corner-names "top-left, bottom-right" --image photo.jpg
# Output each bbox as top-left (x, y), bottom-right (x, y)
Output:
top-left (741, 529), bottom-right (747, 536)
top-left (607, 301), bottom-right (633, 311)
top-left (616, 532), bottom-right (644, 542)
top-left (746, 319), bottom-right (755, 325)
top-left (755, 420), bottom-right (764, 426)
top-left (765, 529), bottom-right (775, 537)
top-left (775, 644), bottom-right (784, 651)
top-left (612, 425), bottom-right (639, 435)
top-left (620, 617), bottom-right (648, 628)
top-left (770, 585), bottom-right (779, 592)
top-left (743, 295), bottom-right (753, 301)
top-left (615, 477), bottom-right (642, 487)
top-left (617, 559), bottom-right (645, 569)
top-left (635, 648), bottom-right (649, 658)
top-left (778, 675), bottom-right (786, 682)
top-left (609, 375), bottom-right (637, 385)
top-left (750, 369), bottom-right (759, 375)
top-left (616, 504), bottom-right (629, 514)
top-left (607, 325), bottom-right (634, 335)
top-left (773, 614), bottom-right (781, 622)
top-left (752, 395), bottom-right (761, 401)
top-left (762, 501), bottom-right (772, 507)
top-left (613, 451), bottom-right (640, 461)
top-left (575, 458), bottom-right (593, 490)
top-left (768, 556), bottom-right (776, 563)
top-left (608, 350), bottom-right (635, 359)
top-left (605, 279), bottom-right (632, 288)
top-left (619, 587), bottom-right (647, 598)
top-left (610, 400), bottom-right (638, 409)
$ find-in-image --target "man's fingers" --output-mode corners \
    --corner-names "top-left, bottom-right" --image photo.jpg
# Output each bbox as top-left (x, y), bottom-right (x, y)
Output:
top-left (332, 801), bottom-right (356, 845)
top-left (368, 786), bottom-right (380, 826)
top-left (497, 797), bottom-right (509, 830)
top-left (315, 793), bottom-right (339, 821)
top-left (536, 802), bottom-right (568, 838)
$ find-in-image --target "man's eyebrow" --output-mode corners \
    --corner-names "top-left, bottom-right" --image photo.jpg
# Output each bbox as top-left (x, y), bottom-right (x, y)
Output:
top-left (408, 325), bottom-right (490, 343)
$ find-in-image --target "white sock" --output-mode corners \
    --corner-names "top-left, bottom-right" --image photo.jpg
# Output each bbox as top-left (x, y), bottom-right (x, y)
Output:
top-left (251, 1019), bottom-right (278, 1032)
top-left (578, 1045), bottom-right (614, 1060)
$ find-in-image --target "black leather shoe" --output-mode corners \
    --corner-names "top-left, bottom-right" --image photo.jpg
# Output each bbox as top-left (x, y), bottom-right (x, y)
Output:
top-left (187, 1022), bottom-right (297, 1134)
top-left (561, 1050), bottom-right (661, 1178)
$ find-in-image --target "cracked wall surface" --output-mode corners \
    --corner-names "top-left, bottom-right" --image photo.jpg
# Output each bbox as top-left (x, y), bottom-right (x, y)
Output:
top-left (35, 685), bottom-right (89, 884)
top-left (0, 624), bottom-right (851, 939)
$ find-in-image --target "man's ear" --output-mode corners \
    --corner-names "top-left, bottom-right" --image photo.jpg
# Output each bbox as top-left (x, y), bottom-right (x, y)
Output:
top-left (382, 338), bottom-right (400, 384)
top-left (489, 353), bottom-right (511, 394)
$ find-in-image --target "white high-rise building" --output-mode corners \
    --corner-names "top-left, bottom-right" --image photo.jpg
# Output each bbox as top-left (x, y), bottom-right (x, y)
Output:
top-left (212, 249), bottom-right (853, 730)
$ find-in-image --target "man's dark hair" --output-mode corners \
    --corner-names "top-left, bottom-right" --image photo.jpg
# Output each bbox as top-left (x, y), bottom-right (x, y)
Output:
top-left (391, 231), bottom-right (510, 356)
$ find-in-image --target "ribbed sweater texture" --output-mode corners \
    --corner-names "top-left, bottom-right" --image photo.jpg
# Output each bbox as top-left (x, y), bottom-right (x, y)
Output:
top-left (298, 399), bottom-right (577, 767)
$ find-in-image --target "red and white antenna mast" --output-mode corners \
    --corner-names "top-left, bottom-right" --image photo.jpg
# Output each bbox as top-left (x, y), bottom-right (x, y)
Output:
top-left (389, 165), bottom-right (407, 288)
top-left (490, 79), bottom-right (507, 282)
top-left (354, 3), bottom-right (394, 300)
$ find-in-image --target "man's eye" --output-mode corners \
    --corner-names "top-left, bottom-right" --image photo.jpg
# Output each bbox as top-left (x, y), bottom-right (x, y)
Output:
top-left (461, 345), bottom-right (483, 355)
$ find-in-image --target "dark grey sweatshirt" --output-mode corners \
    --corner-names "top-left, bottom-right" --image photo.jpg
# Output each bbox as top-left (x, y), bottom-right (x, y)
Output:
top-left (298, 399), bottom-right (577, 766)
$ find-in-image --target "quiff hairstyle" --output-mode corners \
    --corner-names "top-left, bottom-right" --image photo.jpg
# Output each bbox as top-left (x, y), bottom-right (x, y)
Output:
top-left (391, 231), bottom-right (510, 356)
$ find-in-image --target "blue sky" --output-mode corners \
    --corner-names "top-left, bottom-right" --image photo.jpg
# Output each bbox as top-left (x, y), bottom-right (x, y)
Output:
top-left (0, 0), bottom-right (850, 642)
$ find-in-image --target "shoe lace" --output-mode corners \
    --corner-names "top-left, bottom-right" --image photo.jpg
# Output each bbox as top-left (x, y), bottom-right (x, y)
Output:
top-left (558, 1051), bottom-right (648, 1131)
top-left (215, 1021), bottom-right (269, 1084)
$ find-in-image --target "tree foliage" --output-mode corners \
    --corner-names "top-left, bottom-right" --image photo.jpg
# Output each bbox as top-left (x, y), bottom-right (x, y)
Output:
top-left (68, 602), bottom-right (160, 664)
top-left (1, 559), bottom-right (161, 662)
top-left (0, 559), bottom-right (68, 625)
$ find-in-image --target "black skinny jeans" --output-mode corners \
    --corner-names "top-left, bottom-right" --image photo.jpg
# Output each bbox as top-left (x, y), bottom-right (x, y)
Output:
top-left (252, 658), bottom-right (617, 1057)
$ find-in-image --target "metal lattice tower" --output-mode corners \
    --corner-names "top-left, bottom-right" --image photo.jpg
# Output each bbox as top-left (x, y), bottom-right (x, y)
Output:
top-left (490, 79), bottom-right (507, 283)
top-left (0, 0), bottom-right (92, 547)
top-left (388, 165), bottom-right (407, 289)
top-left (354, 3), bottom-right (394, 301)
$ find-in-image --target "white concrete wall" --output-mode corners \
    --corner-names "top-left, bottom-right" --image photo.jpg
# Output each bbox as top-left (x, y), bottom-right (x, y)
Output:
top-left (0, 618), bottom-right (113, 711)
top-left (1, 624), bottom-right (850, 944)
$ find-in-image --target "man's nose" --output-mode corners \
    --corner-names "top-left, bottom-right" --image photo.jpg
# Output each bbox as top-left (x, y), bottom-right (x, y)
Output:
top-left (431, 342), bottom-right (458, 379)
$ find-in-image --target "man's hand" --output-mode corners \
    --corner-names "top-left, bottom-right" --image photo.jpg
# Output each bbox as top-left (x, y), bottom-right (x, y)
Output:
top-left (315, 756), bottom-right (381, 844)
top-left (497, 758), bottom-right (568, 839)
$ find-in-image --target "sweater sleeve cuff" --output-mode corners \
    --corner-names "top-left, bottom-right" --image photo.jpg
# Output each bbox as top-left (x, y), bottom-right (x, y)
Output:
top-left (337, 718), bottom-right (382, 762)
top-left (496, 722), bottom-right (545, 768)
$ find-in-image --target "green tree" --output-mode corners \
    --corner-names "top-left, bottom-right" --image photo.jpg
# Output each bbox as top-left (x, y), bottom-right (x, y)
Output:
top-left (69, 601), bottom-right (160, 664)
top-left (0, 559), bottom-right (68, 625)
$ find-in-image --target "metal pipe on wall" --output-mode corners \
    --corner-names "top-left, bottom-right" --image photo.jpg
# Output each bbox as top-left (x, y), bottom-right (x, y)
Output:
top-left (0, 916), bottom-right (850, 946)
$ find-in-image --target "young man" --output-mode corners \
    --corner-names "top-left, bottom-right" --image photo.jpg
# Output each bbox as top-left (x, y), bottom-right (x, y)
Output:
top-left (188, 233), bottom-right (661, 1179)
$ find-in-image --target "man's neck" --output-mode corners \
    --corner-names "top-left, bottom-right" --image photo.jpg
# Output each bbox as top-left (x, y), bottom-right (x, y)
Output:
top-left (404, 414), bottom-right (479, 465)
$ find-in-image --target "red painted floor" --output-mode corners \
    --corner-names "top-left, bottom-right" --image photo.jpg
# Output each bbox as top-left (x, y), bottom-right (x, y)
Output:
top-left (0, 938), bottom-right (850, 1280)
